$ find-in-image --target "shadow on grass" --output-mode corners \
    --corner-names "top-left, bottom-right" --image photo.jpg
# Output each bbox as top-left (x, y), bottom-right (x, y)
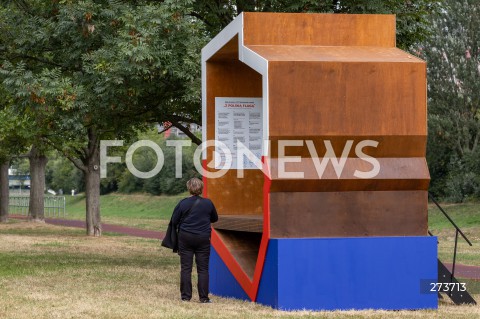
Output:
top-left (0, 249), bottom-right (178, 278)
top-left (0, 227), bottom-right (86, 237)
top-left (0, 222), bottom-right (177, 279)
top-left (0, 224), bottom-right (143, 238)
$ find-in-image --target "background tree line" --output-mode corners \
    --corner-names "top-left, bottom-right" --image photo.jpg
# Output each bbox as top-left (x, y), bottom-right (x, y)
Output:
top-left (10, 126), bottom-right (200, 196)
top-left (423, 0), bottom-right (480, 202)
top-left (0, 0), bottom-right (477, 235)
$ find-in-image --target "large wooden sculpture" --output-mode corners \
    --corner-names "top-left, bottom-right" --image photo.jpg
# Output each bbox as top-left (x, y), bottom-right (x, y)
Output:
top-left (202, 13), bottom-right (437, 310)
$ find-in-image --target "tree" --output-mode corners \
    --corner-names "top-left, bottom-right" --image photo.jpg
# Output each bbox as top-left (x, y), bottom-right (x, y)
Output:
top-left (422, 0), bottom-right (480, 201)
top-left (0, 101), bottom-right (34, 222)
top-left (0, 0), bottom-right (440, 232)
top-left (0, 0), bottom-right (206, 235)
top-left (113, 128), bottom-right (200, 195)
top-left (27, 144), bottom-right (49, 221)
top-left (46, 155), bottom-right (84, 195)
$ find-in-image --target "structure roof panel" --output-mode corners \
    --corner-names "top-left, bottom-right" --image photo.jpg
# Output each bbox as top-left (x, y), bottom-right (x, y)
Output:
top-left (247, 45), bottom-right (424, 63)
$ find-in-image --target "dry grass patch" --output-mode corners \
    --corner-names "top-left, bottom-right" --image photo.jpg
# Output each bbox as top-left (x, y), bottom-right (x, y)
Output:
top-left (0, 221), bottom-right (478, 319)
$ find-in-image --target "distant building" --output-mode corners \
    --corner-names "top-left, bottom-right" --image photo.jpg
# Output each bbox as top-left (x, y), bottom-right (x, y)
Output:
top-left (8, 168), bottom-right (30, 190)
top-left (157, 122), bottom-right (201, 139)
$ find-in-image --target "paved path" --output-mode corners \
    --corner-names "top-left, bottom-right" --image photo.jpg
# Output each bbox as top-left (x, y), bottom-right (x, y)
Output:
top-left (443, 263), bottom-right (480, 280)
top-left (9, 215), bottom-right (480, 280)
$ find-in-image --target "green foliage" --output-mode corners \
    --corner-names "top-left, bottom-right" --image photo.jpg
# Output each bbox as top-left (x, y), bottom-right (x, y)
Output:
top-left (0, 1), bottom-right (208, 228)
top-left (0, 106), bottom-right (35, 162)
top-left (117, 171), bottom-right (142, 194)
top-left (443, 151), bottom-right (480, 202)
top-left (43, 126), bottom-right (201, 196)
top-left (116, 129), bottom-right (201, 196)
top-left (9, 158), bottom-right (29, 176)
top-left (192, 0), bottom-right (439, 50)
top-left (423, 0), bottom-right (480, 201)
top-left (0, 0), bottom-right (207, 169)
top-left (0, 0), bottom-right (437, 164)
top-left (0, 0), bottom-right (443, 208)
top-left (45, 156), bottom-right (84, 194)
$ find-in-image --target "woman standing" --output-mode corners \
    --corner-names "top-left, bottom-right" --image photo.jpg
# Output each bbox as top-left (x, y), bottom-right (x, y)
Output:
top-left (171, 178), bottom-right (218, 303)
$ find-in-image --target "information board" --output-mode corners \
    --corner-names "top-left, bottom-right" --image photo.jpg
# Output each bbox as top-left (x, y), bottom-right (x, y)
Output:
top-left (215, 97), bottom-right (263, 169)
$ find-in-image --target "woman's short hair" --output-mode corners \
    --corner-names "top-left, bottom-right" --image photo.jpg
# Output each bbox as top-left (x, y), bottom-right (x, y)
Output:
top-left (186, 178), bottom-right (203, 196)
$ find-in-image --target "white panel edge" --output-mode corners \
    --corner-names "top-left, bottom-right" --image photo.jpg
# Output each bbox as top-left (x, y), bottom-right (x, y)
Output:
top-left (239, 47), bottom-right (269, 158)
top-left (201, 14), bottom-right (244, 161)
top-left (240, 46), bottom-right (268, 75)
top-left (262, 72), bottom-right (269, 157)
top-left (201, 13), bottom-right (243, 63)
top-left (201, 60), bottom-right (207, 159)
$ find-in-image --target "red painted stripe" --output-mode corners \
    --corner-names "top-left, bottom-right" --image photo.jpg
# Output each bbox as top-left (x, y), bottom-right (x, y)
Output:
top-left (209, 156), bottom-right (273, 301)
top-left (251, 156), bottom-right (272, 301)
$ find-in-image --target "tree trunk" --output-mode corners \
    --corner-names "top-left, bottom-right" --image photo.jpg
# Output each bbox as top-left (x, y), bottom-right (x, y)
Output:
top-left (0, 160), bottom-right (9, 223)
top-left (84, 129), bottom-right (102, 236)
top-left (28, 145), bottom-right (48, 222)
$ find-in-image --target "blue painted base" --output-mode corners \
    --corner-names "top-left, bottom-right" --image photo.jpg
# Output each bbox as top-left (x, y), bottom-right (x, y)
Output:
top-left (209, 246), bottom-right (250, 301)
top-left (256, 237), bottom-right (438, 311)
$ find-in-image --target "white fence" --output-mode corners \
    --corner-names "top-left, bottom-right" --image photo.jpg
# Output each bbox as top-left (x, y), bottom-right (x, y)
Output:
top-left (9, 195), bottom-right (66, 218)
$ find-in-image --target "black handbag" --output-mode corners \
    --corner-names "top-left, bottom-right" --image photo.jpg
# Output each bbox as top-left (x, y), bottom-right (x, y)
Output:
top-left (161, 198), bottom-right (200, 253)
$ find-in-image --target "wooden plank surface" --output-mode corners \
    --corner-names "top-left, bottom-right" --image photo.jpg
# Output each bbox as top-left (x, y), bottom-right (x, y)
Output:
top-left (213, 215), bottom-right (263, 233)
top-left (215, 229), bottom-right (262, 279)
top-left (247, 46), bottom-right (422, 62)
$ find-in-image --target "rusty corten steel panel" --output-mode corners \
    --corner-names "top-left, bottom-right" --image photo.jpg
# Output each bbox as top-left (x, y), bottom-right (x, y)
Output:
top-left (269, 191), bottom-right (428, 238)
top-left (269, 136), bottom-right (427, 158)
top-left (204, 13), bottom-right (429, 238)
top-left (267, 61), bottom-right (426, 137)
top-left (205, 60), bottom-right (263, 216)
top-left (208, 35), bottom-right (239, 62)
top-left (243, 13), bottom-right (396, 47)
top-left (268, 157), bottom-right (430, 192)
top-left (246, 46), bottom-right (420, 62)
top-left (214, 215), bottom-right (263, 233)
top-left (214, 229), bottom-right (262, 279)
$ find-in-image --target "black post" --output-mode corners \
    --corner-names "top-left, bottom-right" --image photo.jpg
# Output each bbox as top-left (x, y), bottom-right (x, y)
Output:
top-left (450, 230), bottom-right (459, 286)
top-left (429, 193), bottom-right (472, 246)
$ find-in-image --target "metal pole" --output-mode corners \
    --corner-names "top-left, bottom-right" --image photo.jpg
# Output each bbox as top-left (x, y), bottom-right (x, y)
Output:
top-left (429, 192), bottom-right (472, 246)
top-left (451, 229), bottom-right (459, 284)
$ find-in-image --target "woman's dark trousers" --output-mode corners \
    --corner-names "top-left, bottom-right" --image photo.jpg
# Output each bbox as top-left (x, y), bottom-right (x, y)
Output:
top-left (178, 231), bottom-right (211, 301)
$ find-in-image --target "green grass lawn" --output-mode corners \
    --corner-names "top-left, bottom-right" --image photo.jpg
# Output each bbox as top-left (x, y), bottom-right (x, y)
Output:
top-left (61, 193), bottom-right (186, 231)
top-left (61, 194), bottom-right (480, 227)
top-left (57, 193), bottom-right (480, 267)
top-left (428, 202), bottom-right (480, 234)
top-left (2, 197), bottom-right (480, 318)
top-left (65, 193), bottom-right (184, 220)
top-left (0, 221), bottom-right (478, 319)
top-left (428, 202), bottom-right (480, 267)
top-left (61, 193), bottom-right (480, 236)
